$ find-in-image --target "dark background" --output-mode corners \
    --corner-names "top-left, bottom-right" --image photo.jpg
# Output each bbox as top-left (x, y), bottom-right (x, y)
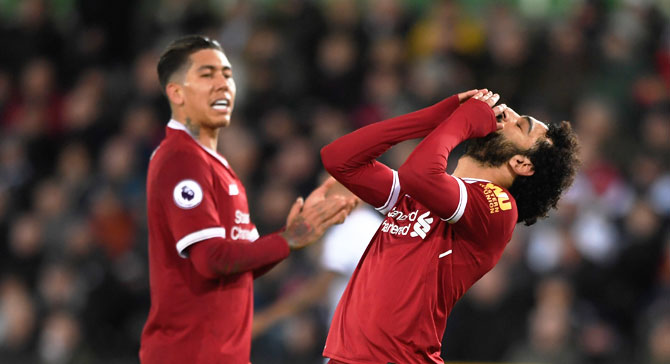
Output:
top-left (0, 0), bottom-right (669, 363)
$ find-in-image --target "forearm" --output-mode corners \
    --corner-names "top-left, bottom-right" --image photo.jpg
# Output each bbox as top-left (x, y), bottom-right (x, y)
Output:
top-left (321, 95), bottom-right (460, 207)
top-left (322, 95), bottom-right (460, 174)
top-left (398, 99), bottom-right (497, 218)
top-left (189, 233), bottom-right (290, 279)
top-left (253, 260), bottom-right (282, 279)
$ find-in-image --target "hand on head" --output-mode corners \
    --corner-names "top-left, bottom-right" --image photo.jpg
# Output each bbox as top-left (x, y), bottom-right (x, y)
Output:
top-left (462, 89), bottom-right (507, 130)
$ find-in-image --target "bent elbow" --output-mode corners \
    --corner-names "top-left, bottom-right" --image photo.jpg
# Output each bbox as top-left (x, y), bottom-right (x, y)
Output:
top-left (320, 145), bottom-right (340, 176)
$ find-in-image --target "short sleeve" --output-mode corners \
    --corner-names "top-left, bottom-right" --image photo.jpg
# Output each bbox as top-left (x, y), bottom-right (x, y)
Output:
top-left (155, 149), bottom-right (224, 257)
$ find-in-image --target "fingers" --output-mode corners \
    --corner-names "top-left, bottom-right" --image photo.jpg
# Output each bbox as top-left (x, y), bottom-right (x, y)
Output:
top-left (487, 93), bottom-right (500, 106)
top-left (492, 103), bottom-right (507, 117)
top-left (317, 176), bottom-right (338, 191)
top-left (315, 196), bottom-right (349, 220)
top-left (457, 89), bottom-right (479, 103)
top-left (283, 193), bottom-right (357, 250)
top-left (322, 209), bottom-right (349, 228)
top-left (457, 89), bottom-right (491, 103)
top-left (304, 176), bottom-right (338, 208)
top-left (285, 197), bottom-right (304, 225)
top-left (303, 196), bottom-right (352, 231)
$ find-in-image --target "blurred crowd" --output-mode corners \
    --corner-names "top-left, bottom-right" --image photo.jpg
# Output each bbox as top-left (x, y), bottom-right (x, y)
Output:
top-left (0, 0), bottom-right (669, 363)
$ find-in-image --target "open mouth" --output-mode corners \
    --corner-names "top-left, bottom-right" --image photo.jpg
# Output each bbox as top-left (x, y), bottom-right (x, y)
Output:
top-left (211, 99), bottom-right (230, 111)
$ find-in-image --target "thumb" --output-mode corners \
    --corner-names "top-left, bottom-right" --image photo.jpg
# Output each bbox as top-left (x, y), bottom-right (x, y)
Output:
top-left (286, 197), bottom-right (304, 224)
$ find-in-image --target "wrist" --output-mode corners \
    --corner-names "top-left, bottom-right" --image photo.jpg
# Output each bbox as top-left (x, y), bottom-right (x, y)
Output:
top-left (279, 231), bottom-right (295, 250)
top-left (462, 99), bottom-right (497, 137)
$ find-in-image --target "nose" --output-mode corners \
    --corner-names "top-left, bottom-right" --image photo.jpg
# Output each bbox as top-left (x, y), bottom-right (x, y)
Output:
top-left (214, 73), bottom-right (229, 91)
top-left (503, 108), bottom-right (520, 123)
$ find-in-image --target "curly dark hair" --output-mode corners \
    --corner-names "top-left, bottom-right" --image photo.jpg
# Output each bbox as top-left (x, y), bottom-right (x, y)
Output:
top-left (508, 121), bottom-right (580, 225)
top-left (465, 120), bottom-right (580, 226)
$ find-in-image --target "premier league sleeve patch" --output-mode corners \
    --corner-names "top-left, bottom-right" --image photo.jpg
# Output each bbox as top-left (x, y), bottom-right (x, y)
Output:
top-left (173, 179), bottom-right (203, 209)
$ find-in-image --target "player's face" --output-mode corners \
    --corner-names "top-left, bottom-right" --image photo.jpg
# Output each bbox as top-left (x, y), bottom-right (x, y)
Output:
top-left (181, 49), bottom-right (236, 129)
top-left (465, 107), bottom-right (549, 168)
top-left (496, 107), bottom-right (548, 150)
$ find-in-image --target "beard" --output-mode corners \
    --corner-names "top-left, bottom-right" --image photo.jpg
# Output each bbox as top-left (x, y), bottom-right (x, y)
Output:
top-left (464, 131), bottom-right (527, 167)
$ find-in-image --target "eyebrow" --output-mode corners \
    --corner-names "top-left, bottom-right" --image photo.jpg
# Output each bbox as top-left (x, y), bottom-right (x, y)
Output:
top-left (196, 65), bottom-right (232, 72)
top-left (522, 116), bottom-right (534, 135)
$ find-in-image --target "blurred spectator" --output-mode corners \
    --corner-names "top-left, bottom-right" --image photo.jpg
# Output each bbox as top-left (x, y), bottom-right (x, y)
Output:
top-left (0, 1), bottom-right (667, 363)
top-left (37, 310), bottom-right (92, 364)
top-left (3, 57), bottom-right (63, 138)
top-left (505, 277), bottom-right (580, 364)
top-left (0, 276), bottom-right (38, 363)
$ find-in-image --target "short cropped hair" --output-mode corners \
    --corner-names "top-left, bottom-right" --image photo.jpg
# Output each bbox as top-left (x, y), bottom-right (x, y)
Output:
top-left (509, 121), bottom-right (580, 225)
top-left (157, 35), bottom-right (223, 90)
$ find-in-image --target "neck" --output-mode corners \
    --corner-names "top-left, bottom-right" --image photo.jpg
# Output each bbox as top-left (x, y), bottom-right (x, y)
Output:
top-left (452, 156), bottom-right (515, 188)
top-left (175, 115), bottom-right (219, 151)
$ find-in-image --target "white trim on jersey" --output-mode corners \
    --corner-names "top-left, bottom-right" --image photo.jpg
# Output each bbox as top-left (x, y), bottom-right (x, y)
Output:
top-left (176, 227), bottom-right (226, 258)
top-left (441, 176), bottom-right (468, 224)
top-left (167, 119), bottom-right (230, 168)
top-left (462, 177), bottom-right (491, 184)
top-left (375, 170), bottom-right (401, 215)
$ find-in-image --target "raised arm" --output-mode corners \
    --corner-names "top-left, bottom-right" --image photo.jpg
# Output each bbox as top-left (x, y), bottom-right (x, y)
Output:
top-left (321, 91), bottom-right (479, 211)
top-left (398, 92), bottom-right (504, 220)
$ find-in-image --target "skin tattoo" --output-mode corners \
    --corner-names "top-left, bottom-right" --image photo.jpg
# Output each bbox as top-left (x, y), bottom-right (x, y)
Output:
top-left (185, 117), bottom-right (200, 138)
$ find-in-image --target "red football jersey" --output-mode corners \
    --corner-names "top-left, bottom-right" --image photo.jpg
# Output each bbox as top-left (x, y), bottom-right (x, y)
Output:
top-left (140, 120), bottom-right (262, 364)
top-left (321, 97), bottom-right (517, 363)
top-left (324, 177), bottom-right (516, 363)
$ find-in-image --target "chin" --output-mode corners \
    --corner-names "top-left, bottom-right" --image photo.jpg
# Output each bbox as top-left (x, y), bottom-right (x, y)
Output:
top-left (208, 116), bottom-right (231, 128)
top-left (219, 118), bottom-right (231, 127)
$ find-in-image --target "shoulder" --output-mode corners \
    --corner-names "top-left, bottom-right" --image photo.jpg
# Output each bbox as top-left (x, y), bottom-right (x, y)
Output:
top-left (148, 136), bottom-right (214, 190)
top-left (454, 178), bottom-right (517, 240)
top-left (156, 133), bottom-right (208, 159)
top-left (465, 180), bottom-right (516, 214)
top-left (151, 136), bottom-right (211, 171)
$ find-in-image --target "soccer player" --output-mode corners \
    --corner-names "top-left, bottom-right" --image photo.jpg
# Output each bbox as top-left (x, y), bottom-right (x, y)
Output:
top-left (139, 35), bottom-right (356, 364)
top-left (320, 90), bottom-right (580, 363)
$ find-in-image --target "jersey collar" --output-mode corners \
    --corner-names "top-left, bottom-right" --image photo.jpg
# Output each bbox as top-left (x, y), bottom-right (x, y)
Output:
top-left (167, 119), bottom-right (230, 168)
top-left (461, 177), bottom-right (492, 184)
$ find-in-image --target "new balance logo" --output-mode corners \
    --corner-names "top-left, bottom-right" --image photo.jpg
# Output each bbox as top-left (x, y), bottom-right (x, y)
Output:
top-left (410, 211), bottom-right (433, 239)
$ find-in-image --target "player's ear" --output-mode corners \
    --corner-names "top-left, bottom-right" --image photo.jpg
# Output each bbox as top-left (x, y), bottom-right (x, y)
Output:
top-left (508, 154), bottom-right (535, 177)
top-left (166, 82), bottom-right (184, 106)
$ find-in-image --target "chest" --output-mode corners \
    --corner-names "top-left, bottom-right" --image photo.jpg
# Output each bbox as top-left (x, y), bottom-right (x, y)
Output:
top-left (375, 194), bottom-right (494, 278)
top-left (377, 194), bottom-right (450, 256)
top-left (210, 165), bottom-right (257, 236)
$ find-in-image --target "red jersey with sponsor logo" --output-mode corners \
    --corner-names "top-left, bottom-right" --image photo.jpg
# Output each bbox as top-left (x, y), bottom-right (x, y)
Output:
top-left (140, 120), bottom-right (262, 363)
top-left (321, 97), bottom-right (518, 363)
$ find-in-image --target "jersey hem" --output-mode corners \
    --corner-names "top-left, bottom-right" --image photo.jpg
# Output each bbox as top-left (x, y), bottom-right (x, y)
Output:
top-left (323, 352), bottom-right (390, 364)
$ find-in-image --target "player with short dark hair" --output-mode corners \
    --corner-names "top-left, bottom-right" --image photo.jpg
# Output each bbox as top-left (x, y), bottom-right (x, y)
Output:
top-left (140, 35), bottom-right (356, 364)
top-left (320, 90), bottom-right (579, 363)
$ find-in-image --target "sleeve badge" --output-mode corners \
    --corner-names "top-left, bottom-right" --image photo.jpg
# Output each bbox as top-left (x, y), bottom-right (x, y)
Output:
top-left (173, 179), bottom-right (203, 209)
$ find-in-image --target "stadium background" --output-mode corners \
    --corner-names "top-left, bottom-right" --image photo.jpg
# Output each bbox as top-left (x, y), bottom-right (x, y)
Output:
top-left (0, 0), bottom-right (669, 363)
